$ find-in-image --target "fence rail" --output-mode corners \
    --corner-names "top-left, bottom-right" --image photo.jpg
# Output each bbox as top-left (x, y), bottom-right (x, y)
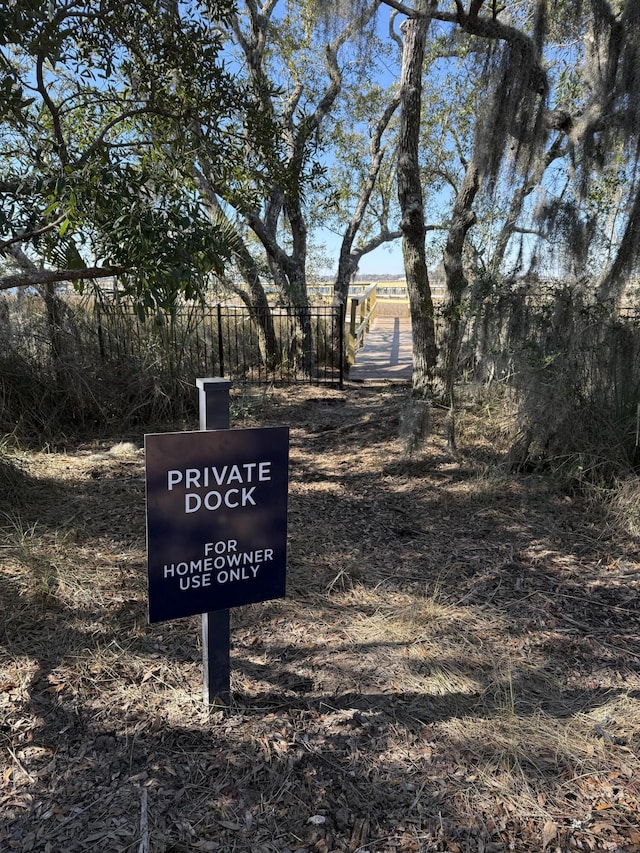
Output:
top-left (5, 288), bottom-right (640, 439)
top-left (5, 289), bottom-right (640, 398)
top-left (96, 302), bottom-right (346, 387)
top-left (347, 284), bottom-right (378, 365)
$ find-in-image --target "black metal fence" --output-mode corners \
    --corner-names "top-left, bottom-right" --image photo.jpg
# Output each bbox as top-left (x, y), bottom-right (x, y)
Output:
top-left (5, 288), bottom-right (640, 438)
top-left (95, 302), bottom-right (346, 387)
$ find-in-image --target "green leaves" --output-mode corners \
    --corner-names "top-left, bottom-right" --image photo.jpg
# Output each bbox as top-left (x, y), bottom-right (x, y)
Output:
top-left (0, 0), bottom-right (248, 311)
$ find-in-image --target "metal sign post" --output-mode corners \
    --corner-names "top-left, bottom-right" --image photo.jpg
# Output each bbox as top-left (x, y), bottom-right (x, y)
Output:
top-left (144, 378), bottom-right (289, 711)
top-left (196, 378), bottom-right (232, 708)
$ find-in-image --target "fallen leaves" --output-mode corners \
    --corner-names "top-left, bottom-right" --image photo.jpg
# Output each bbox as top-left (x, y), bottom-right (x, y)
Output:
top-left (1, 387), bottom-right (640, 852)
top-left (542, 819), bottom-right (557, 850)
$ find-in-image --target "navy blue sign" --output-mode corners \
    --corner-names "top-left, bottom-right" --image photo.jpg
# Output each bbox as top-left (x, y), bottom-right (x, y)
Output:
top-left (145, 426), bottom-right (289, 623)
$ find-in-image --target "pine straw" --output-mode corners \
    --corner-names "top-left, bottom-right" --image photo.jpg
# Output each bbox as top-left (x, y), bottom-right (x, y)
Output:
top-left (607, 477), bottom-right (640, 538)
top-left (1, 385), bottom-right (639, 853)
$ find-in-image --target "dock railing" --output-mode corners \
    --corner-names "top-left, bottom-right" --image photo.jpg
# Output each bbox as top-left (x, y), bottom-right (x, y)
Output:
top-left (348, 283), bottom-right (378, 366)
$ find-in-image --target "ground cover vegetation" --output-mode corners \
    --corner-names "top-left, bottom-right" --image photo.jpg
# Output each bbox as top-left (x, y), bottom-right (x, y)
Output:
top-left (0, 386), bottom-right (639, 852)
top-left (1, 2), bottom-right (640, 847)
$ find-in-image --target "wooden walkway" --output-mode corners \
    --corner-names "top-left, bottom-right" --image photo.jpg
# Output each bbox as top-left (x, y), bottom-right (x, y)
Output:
top-left (348, 316), bottom-right (413, 382)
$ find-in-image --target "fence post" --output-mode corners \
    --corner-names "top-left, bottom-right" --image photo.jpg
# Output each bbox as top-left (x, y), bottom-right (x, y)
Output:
top-left (196, 377), bottom-right (232, 707)
top-left (97, 306), bottom-right (105, 361)
top-left (349, 298), bottom-right (358, 365)
top-left (216, 304), bottom-right (225, 378)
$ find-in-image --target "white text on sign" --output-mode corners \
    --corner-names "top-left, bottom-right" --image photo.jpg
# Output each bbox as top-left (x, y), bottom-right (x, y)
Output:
top-left (166, 463), bottom-right (273, 514)
top-left (163, 539), bottom-right (275, 591)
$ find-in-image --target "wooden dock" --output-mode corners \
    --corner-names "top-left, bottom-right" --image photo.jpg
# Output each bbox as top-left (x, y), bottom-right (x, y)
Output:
top-left (348, 316), bottom-right (412, 382)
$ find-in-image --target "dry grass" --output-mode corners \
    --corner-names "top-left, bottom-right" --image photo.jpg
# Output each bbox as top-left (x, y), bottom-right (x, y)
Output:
top-left (1, 385), bottom-right (639, 852)
top-left (607, 477), bottom-right (640, 538)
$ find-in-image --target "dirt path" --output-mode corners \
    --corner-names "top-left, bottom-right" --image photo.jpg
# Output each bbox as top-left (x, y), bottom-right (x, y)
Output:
top-left (1, 386), bottom-right (639, 852)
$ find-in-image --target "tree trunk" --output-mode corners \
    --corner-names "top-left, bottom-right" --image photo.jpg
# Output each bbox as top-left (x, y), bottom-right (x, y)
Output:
top-left (191, 165), bottom-right (281, 367)
top-left (282, 258), bottom-right (316, 378)
top-left (333, 252), bottom-right (359, 310)
top-left (285, 197), bottom-right (316, 377)
top-left (397, 2), bottom-right (437, 398)
top-left (597, 182), bottom-right (640, 308)
top-left (225, 246), bottom-right (280, 370)
top-left (435, 159), bottom-right (479, 448)
top-left (229, 267), bottom-right (281, 370)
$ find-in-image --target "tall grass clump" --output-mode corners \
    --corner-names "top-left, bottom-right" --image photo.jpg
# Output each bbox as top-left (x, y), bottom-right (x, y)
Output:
top-left (0, 292), bottom-right (201, 440)
top-left (468, 283), bottom-right (640, 489)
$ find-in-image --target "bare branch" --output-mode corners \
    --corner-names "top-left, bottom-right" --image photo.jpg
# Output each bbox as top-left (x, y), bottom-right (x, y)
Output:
top-left (352, 228), bottom-right (404, 259)
top-left (380, 0), bottom-right (421, 18)
top-left (346, 101), bottom-right (400, 250)
top-left (0, 215), bottom-right (67, 251)
top-left (36, 54), bottom-right (69, 167)
top-left (303, 2), bottom-right (382, 143)
top-left (0, 265), bottom-right (126, 292)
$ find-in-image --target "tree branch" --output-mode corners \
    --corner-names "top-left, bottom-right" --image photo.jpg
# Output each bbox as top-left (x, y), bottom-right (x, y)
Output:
top-left (74, 107), bottom-right (177, 168)
top-left (380, 0), bottom-right (421, 18)
top-left (343, 93), bottom-right (401, 250)
top-left (36, 53), bottom-right (69, 167)
top-left (381, 0), bottom-right (545, 84)
top-left (352, 228), bottom-right (404, 260)
top-left (0, 265), bottom-right (127, 292)
top-left (0, 215), bottom-right (67, 252)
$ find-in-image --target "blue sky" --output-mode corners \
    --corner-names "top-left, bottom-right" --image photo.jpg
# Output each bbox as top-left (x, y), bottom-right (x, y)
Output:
top-left (309, 3), bottom-right (407, 278)
top-left (356, 240), bottom-right (404, 276)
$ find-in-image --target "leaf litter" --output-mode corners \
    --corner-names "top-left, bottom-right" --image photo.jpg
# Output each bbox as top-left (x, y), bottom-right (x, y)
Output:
top-left (0, 385), bottom-right (639, 852)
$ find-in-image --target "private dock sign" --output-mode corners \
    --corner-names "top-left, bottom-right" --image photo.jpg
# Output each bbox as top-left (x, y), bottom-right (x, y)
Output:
top-left (145, 426), bottom-right (289, 623)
